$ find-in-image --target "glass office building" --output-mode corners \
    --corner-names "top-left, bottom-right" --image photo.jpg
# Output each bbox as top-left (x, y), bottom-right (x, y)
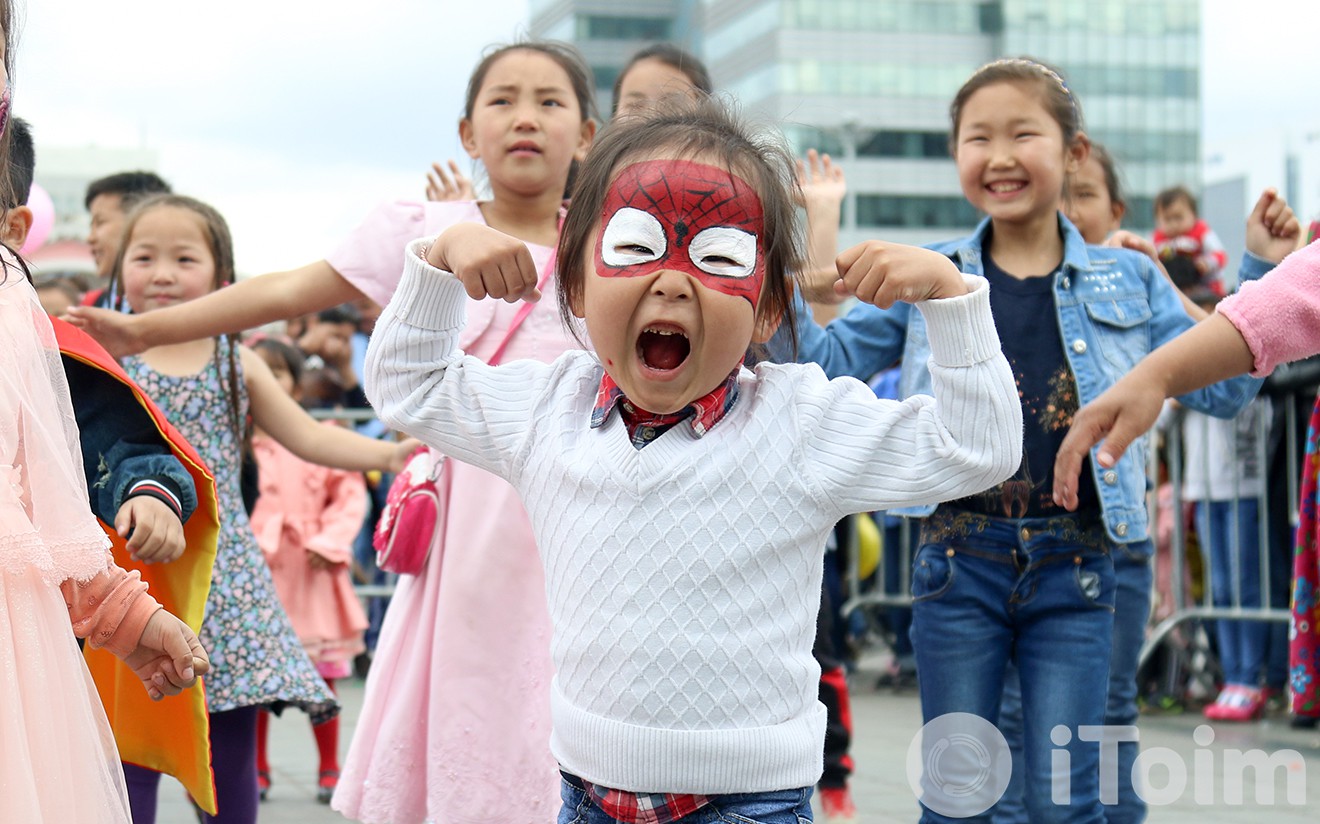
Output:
top-left (531, 0), bottom-right (1200, 246)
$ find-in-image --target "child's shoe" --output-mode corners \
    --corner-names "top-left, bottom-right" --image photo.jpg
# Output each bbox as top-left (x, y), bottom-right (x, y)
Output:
top-left (257, 770), bottom-right (271, 802)
top-left (818, 784), bottom-right (858, 823)
top-left (317, 769), bottom-right (340, 805)
top-left (1203, 685), bottom-right (1265, 722)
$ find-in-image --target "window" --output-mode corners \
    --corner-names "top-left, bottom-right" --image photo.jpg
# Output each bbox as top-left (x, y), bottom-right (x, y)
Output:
top-left (578, 15), bottom-right (671, 41)
top-left (856, 195), bottom-right (981, 229)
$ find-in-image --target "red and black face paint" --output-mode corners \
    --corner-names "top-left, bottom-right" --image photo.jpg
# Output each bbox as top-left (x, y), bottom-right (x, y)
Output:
top-left (594, 158), bottom-right (766, 304)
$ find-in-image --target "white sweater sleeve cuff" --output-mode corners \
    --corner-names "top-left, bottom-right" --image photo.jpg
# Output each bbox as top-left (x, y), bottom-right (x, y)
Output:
top-left (389, 237), bottom-right (469, 332)
top-left (915, 274), bottom-right (1001, 368)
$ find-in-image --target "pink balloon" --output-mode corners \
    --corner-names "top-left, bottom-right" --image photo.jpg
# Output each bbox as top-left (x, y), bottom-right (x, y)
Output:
top-left (20, 182), bottom-right (55, 255)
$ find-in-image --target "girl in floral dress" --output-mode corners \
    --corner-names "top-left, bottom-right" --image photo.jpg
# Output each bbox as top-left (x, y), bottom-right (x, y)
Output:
top-left (107, 194), bottom-right (414, 824)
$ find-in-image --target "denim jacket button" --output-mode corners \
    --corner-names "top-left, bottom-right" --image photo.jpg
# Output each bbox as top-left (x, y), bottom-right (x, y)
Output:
top-left (1072, 339), bottom-right (1087, 354)
top-left (1115, 523), bottom-right (1128, 537)
top-left (1103, 470), bottom-right (1117, 485)
top-left (1019, 527), bottom-right (1030, 541)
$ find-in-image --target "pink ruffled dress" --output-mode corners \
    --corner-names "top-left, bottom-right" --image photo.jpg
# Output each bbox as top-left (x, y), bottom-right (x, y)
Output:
top-left (331, 202), bottom-right (579, 823)
top-left (0, 264), bottom-right (163, 823)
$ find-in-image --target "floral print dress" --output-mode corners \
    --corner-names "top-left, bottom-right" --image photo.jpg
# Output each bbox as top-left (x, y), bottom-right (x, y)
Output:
top-left (1291, 395), bottom-right (1320, 718)
top-left (125, 349), bottom-right (336, 721)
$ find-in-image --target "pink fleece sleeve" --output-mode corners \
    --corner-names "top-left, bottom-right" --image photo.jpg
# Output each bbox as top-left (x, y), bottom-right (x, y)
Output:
top-left (1217, 241), bottom-right (1320, 376)
top-left (60, 555), bottom-right (161, 658)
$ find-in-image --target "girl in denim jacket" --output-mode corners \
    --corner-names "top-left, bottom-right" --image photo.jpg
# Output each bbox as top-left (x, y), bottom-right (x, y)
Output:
top-left (790, 59), bottom-right (1298, 824)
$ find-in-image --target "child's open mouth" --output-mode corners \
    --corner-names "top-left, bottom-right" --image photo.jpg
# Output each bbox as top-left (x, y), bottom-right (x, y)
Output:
top-left (637, 326), bottom-right (690, 371)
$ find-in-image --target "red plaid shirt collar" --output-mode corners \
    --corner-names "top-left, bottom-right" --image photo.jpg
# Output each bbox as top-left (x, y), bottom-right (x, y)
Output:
top-left (591, 365), bottom-right (741, 445)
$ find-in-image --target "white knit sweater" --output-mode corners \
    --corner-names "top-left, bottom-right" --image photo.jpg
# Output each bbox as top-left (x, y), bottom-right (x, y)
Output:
top-left (366, 239), bottom-right (1022, 794)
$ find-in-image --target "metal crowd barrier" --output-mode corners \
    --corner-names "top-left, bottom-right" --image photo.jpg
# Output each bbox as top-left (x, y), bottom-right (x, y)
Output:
top-left (836, 382), bottom-right (1317, 687)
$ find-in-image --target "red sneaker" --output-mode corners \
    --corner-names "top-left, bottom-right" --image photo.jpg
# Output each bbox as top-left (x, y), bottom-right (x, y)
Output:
top-left (818, 785), bottom-right (858, 823)
top-left (1203, 685), bottom-right (1265, 722)
top-left (257, 771), bottom-right (271, 802)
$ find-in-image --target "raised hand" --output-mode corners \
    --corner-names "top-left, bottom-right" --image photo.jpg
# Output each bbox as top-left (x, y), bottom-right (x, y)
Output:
top-left (834, 241), bottom-right (968, 309)
top-left (796, 148), bottom-right (846, 209)
top-left (426, 160), bottom-right (476, 203)
top-left (426, 224), bottom-right (540, 303)
top-left (1245, 188), bottom-right (1300, 264)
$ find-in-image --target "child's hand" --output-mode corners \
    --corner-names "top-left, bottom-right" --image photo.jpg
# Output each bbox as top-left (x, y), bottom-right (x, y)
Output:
top-left (1052, 375), bottom-right (1165, 510)
top-left (123, 610), bottom-right (210, 701)
top-left (63, 307), bottom-right (148, 358)
top-left (388, 438), bottom-right (423, 474)
top-left (1245, 188), bottom-right (1300, 264)
top-left (427, 224), bottom-right (541, 303)
top-left (116, 496), bottom-right (186, 564)
top-left (834, 241), bottom-right (968, 308)
top-left (426, 159), bottom-right (475, 202)
top-left (1106, 230), bottom-right (1178, 285)
top-left (796, 149), bottom-right (846, 209)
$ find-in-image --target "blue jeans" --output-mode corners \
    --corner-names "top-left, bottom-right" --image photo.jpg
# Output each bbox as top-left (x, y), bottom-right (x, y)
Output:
top-left (557, 776), bottom-right (813, 824)
top-left (909, 509), bottom-right (1116, 824)
top-left (1197, 499), bottom-right (1270, 685)
top-left (994, 541), bottom-right (1153, 824)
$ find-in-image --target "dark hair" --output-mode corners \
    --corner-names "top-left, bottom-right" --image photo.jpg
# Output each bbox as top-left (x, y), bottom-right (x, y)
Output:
top-left (34, 276), bottom-right (82, 306)
top-left (83, 170), bottom-right (172, 212)
top-left (610, 44), bottom-right (713, 117)
top-left (556, 96), bottom-right (801, 355)
top-left (1155, 185), bottom-right (1197, 217)
top-left (5, 116), bottom-right (32, 208)
top-left (0, 0), bottom-right (33, 287)
top-left (949, 57), bottom-right (1084, 153)
top-left (110, 194), bottom-right (247, 450)
top-left (316, 302), bottom-right (361, 327)
top-left (462, 41), bottom-right (598, 199)
top-left (1086, 142), bottom-right (1125, 209)
top-left (252, 337), bottom-right (306, 386)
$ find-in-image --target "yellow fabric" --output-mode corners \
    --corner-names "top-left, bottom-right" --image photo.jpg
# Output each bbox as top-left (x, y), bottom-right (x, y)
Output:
top-left (73, 361), bottom-right (221, 815)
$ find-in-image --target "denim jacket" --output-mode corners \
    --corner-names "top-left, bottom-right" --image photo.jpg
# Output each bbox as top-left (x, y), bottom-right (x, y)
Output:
top-left (792, 214), bottom-right (1270, 543)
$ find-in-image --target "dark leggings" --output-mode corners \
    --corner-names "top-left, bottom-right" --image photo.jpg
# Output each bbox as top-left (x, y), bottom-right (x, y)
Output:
top-left (124, 706), bottom-right (260, 824)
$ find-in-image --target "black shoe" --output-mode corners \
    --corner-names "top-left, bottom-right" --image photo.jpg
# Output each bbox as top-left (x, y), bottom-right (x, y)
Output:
top-left (1290, 714), bottom-right (1319, 729)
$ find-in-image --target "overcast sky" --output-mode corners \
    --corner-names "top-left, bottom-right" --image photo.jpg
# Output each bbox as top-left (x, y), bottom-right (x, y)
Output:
top-left (13, 0), bottom-right (1320, 275)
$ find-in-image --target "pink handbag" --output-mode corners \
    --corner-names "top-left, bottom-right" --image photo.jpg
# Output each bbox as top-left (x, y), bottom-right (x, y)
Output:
top-left (373, 444), bottom-right (448, 575)
top-left (372, 237), bottom-right (557, 575)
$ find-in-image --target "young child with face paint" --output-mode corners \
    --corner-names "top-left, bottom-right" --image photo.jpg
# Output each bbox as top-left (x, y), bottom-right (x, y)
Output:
top-left (365, 98), bottom-right (1021, 823)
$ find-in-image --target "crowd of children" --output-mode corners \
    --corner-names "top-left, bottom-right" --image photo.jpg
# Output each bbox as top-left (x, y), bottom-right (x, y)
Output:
top-left (4, 4), bottom-right (1318, 822)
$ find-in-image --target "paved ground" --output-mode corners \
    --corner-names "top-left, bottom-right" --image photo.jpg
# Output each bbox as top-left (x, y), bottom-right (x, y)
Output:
top-left (155, 662), bottom-right (1320, 823)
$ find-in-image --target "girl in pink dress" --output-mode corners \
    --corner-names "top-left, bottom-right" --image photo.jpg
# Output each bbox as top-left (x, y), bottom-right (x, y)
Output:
top-left (248, 337), bottom-right (370, 804)
top-left (69, 41), bottom-right (600, 824)
top-left (0, 6), bottom-right (208, 818)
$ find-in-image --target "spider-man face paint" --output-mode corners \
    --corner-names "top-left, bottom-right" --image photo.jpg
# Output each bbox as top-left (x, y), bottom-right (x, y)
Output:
top-left (594, 158), bottom-right (766, 305)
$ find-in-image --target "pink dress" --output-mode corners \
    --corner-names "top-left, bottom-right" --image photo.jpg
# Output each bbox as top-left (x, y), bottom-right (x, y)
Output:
top-left (249, 428), bottom-right (369, 678)
top-left (331, 202), bottom-right (578, 823)
top-left (1, 267), bottom-right (163, 822)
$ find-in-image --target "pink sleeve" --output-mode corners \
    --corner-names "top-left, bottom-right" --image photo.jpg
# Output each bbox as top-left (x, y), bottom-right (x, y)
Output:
top-left (325, 200), bottom-right (485, 308)
top-left (304, 467), bottom-right (369, 565)
top-left (1217, 240), bottom-right (1320, 376)
top-left (60, 554), bottom-right (161, 658)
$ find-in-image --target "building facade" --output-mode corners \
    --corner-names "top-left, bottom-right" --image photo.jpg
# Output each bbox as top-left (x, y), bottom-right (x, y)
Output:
top-left (531, 0), bottom-right (1201, 247)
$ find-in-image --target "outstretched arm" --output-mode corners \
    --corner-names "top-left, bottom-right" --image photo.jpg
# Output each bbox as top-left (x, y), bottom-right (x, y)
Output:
top-left (66, 260), bottom-right (361, 357)
top-left (241, 346), bottom-right (415, 473)
top-left (1053, 188), bottom-right (1302, 509)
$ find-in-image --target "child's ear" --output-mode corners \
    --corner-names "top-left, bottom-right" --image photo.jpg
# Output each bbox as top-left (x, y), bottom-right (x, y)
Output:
top-left (1065, 131), bottom-right (1091, 175)
top-left (575, 119), bottom-right (598, 162)
top-left (458, 118), bottom-right (481, 160)
top-left (1, 205), bottom-right (34, 250)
